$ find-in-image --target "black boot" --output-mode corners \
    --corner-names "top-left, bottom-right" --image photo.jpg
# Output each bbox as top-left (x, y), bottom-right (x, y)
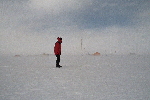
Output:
top-left (56, 61), bottom-right (62, 68)
top-left (56, 65), bottom-right (62, 68)
top-left (58, 65), bottom-right (62, 67)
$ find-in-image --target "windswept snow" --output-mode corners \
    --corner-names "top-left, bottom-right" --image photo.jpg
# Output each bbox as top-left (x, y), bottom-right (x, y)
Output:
top-left (0, 54), bottom-right (150, 100)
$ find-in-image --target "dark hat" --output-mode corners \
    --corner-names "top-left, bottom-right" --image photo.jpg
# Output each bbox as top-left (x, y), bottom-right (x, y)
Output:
top-left (57, 37), bottom-right (62, 40)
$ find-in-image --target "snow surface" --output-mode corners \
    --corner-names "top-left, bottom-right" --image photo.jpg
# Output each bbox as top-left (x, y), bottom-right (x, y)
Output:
top-left (0, 54), bottom-right (150, 100)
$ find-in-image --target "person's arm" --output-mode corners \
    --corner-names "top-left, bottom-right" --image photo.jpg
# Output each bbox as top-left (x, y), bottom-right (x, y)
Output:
top-left (54, 42), bottom-right (59, 55)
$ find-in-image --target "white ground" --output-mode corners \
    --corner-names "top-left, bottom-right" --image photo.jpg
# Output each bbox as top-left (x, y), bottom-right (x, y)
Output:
top-left (0, 54), bottom-right (150, 100)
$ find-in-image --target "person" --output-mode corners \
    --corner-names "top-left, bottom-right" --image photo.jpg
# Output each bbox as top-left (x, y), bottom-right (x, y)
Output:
top-left (54, 37), bottom-right (62, 68)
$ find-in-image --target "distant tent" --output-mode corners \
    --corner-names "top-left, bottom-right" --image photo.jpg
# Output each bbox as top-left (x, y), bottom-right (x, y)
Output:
top-left (93, 52), bottom-right (100, 56)
top-left (42, 53), bottom-right (49, 56)
top-left (14, 55), bottom-right (21, 57)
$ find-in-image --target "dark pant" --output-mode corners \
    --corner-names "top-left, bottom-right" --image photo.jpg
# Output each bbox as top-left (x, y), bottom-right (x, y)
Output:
top-left (56, 55), bottom-right (60, 66)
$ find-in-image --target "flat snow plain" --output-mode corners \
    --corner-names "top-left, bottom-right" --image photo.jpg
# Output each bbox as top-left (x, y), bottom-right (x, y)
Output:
top-left (0, 54), bottom-right (150, 100)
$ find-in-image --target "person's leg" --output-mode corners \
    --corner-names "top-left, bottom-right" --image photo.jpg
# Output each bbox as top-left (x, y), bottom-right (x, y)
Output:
top-left (58, 55), bottom-right (62, 67)
top-left (56, 55), bottom-right (60, 67)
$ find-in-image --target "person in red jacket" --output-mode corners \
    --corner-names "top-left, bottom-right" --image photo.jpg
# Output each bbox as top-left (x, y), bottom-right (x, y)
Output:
top-left (54, 37), bottom-right (62, 68)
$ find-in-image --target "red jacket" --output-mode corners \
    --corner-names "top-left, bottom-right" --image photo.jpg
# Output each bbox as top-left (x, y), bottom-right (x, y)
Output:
top-left (54, 41), bottom-right (61, 55)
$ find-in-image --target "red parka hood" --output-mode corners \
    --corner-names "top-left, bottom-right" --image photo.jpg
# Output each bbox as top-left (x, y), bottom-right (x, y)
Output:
top-left (57, 37), bottom-right (62, 43)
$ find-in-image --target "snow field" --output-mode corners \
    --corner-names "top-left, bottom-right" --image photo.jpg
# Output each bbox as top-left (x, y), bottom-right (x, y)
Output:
top-left (0, 54), bottom-right (150, 100)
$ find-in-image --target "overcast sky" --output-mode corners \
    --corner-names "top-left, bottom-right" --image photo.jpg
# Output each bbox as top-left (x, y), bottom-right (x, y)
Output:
top-left (0, 0), bottom-right (150, 55)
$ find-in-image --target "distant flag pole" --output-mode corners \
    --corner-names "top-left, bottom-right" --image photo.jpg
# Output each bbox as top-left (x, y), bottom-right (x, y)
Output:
top-left (81, 39), bottom-right (82, 50)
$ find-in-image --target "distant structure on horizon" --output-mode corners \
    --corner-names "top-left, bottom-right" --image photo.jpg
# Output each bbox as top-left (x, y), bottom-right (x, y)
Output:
top-left (93, 52), bottom-right (100, 56)
top-left (81, 39), bottom-right (82, 50)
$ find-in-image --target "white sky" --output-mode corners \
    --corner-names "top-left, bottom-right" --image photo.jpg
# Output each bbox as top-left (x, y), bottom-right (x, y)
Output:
top-left (0, 0), bottom-right (150, 55)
